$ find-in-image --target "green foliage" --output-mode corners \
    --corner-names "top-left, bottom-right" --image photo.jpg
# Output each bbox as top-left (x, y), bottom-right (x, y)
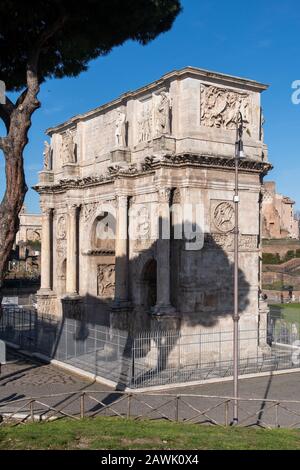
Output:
top-left (296, 249), bottom-right (300, 258)
top-left (262, 252), bottom-right (281, 265)
top-left (269, 304), bottom-right (300, 327)
top-left (26, 240), bottom-right (41, 250)
top-left (283, 250), bottom-right (296, 262)
top-left (262, 281), bottom-right (285, 291)
top-left (1, 417), bottom-right (300, 450)
top-left (0, 0), bottom-right (182, 91)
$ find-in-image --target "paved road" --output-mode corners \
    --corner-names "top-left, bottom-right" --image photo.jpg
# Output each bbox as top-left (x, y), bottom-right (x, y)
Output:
top-left (1, 348), bottom-right (300, 428)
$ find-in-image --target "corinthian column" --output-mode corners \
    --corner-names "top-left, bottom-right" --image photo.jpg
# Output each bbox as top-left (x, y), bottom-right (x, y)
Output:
top-left (66, 204), bottom-right (79, 296)
top-left (40, 207), bottom-right (53, 291)
top-left (153, 188), bottom-right (175, 316)
top-left (114, 195), bottom-right (129, 305)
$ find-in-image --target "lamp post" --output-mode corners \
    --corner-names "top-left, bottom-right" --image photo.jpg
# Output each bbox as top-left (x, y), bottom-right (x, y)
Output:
top-left (232, 111), bottom-right (245, 425)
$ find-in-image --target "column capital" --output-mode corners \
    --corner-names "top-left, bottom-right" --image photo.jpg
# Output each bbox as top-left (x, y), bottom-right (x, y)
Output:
top-left (41, 207), bottom-right (53, 217)
top-left (67, 203), bottom-right (80, 214)
top-left (158, 187), bottom-right (172, 203)
top-left (116, 195), bottom-right (128, 208)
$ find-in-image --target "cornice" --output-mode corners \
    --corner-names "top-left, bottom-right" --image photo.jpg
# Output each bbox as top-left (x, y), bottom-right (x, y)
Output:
top-left (33, 154), bottom-right (273, 194)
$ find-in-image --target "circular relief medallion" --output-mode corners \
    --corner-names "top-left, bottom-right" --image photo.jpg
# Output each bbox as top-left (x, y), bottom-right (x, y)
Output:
top-left (214, 202), bottom-right (235, 233)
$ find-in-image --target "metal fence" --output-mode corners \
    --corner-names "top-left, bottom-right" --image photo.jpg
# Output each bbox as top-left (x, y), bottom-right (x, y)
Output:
top-left (1, 307), bottom-right (300, 389)
top-left (2, 390), bottom-right (300, 429)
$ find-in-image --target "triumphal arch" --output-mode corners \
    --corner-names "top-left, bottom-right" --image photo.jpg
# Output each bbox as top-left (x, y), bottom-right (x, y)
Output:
top-left (35, 67), bottom-right (271, 355)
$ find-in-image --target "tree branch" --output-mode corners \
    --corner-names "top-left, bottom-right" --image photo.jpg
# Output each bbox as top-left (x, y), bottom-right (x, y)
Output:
top-left (16, 89), bottom-right (29, 108)
top-left (0, 97), bottom-right (15, 133)
top-left (24, 11), bottom-right (68, 108)
top-left (28, 10), bottom-right (68, 77)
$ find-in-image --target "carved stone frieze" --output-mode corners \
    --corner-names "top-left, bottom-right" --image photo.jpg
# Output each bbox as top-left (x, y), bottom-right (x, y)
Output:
top-left (200, 84), bottom-right (251, 131)
top-left (57, 215), bottom-right (67, 240)
top-left (205, 233), bottom-right (258, 251)
top-left (97, 264), bottom-right (115, 298)
top-left (34, 155), bottom-right (273, 195)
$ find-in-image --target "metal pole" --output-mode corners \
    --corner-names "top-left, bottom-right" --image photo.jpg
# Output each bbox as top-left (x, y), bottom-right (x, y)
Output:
top-left (233, 153), bottom-right (239, 424)
top-left (232, 112), bottom-right (243, 425)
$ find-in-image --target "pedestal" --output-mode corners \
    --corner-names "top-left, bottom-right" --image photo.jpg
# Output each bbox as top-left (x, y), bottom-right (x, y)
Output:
top-left (36, 291), bottom-right (57, 316)
top-left (62, 163), bottom-right (79, 178)
top-left (153, 135), bottom-right (176, 155)
top-left (258, 300), bottom-right (271, 352)
top-left (111, 301), bottom-right (133, 332)
top-left (150, 309), bottom-right (181, 331)
top-left (61, 295), bottom-right (83, 320)
top-left (38, 170), bottom-right (54, 184)
top-left (110, 148), bottom-right (131, 163)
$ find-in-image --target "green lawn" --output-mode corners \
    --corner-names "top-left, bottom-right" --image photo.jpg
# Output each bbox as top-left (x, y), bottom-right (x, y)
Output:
top-left (270, 303), bottom-right (300, 324)
top-left (1, 417), bottom-right (300, 450)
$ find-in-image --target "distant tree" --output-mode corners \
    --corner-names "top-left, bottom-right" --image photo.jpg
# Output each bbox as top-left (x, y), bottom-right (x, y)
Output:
top-left (262, 253), bottom-right (281, 265)
top-left (284, 250), bottom-right (296, 262)
top-left (0, 0), bottom-right (182, 293)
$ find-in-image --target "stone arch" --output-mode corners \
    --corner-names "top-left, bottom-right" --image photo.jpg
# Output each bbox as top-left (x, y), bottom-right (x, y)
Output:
top-left (82, 204), bottom-right (117, 302)
top-left (90, 212), bottom-right (116, 253)
top-left (82, 203), bottom-right (117, 253)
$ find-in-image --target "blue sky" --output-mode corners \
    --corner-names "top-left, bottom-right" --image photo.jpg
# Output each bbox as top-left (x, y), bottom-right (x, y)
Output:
top-left (1, 0), bottom-right (300, 213)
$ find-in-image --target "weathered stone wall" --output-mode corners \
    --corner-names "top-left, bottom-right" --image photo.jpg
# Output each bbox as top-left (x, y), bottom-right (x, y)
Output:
top-left (262, 181), bottom-right (299, 240)
top-left (35, 67), bottom-right (272, 364)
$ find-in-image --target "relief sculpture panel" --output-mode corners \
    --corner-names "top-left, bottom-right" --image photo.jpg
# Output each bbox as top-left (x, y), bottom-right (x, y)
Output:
top-left (56, 215), bottom-right (67, 257)
top-left (212, 201), bottom-right (235, 233)
top-left (200, 84), bottom-right (251, 131)
top-left (97, 264), bottom-right (115, 298)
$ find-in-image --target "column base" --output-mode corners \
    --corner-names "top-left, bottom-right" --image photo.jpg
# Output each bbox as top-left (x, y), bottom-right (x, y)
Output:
top-left (61, 295), bottom-right (83, 320)
top-left (62, 293), bottom-right (82, 301)
top-left (36, 290), bottom-right (57, 316)
top-left (151, 304), bottom-right (178, 318)
top-left (112, 299), bottom-right (132, 311)
top-left (37, 288), bottom-right (53, 296)
top-left (150, 309), bottom-right (181, 331)
top-left (111, 301), bottom-right (133, 332)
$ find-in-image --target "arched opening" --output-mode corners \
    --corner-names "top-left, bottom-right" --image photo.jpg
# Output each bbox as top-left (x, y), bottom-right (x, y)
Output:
top-left (142, 259), bottom-right (157, 310)
top-left (91, 212), bottom-right (116, 253)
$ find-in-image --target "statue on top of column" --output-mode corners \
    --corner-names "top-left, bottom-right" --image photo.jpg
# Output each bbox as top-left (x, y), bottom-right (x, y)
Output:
top-left (62, 129), bottom-right (76, 164)
top-left (155, 91), bottom-right (172, 136)
top-left (115, 110), bottom-right (127, 148)
top-left (43, 141), bottom-right (51, 170)
top-left (260, 108), bottom-right (265, 142)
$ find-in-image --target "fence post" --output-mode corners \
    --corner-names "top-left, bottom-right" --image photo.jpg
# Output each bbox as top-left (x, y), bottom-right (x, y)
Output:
top-left (127, 394), bottom-right (132, 419)
top-left (30, 400), bottom-right (34, 422)
top-left (131, 337), bottom-right (135, 386)
top-left (175, 396), bottom-right (180, 422)
top-left (80, 393), bottom-right (85, 419)
top-left (225, 401), bottom-right (229, 427)
top-left (275, 403), bottom-right (279, 428)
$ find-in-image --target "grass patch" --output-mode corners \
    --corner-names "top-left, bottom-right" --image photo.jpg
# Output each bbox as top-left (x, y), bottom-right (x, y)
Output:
top-left (270, 304), bottom-right (300, 323)
top-left (1, 417), bottom-right (300, 450)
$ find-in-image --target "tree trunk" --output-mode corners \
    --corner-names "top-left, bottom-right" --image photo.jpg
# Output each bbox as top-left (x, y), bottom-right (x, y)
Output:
top-left (0, 73), bottom-right (40, 304)
top-left (0, 147), bottom-right (27, 286)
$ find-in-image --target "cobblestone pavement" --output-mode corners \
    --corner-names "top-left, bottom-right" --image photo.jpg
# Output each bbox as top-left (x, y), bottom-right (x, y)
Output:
top-left (1, 348), bottom-right (300, 428)
top-left (0, 348), bottom-right (111, 400)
